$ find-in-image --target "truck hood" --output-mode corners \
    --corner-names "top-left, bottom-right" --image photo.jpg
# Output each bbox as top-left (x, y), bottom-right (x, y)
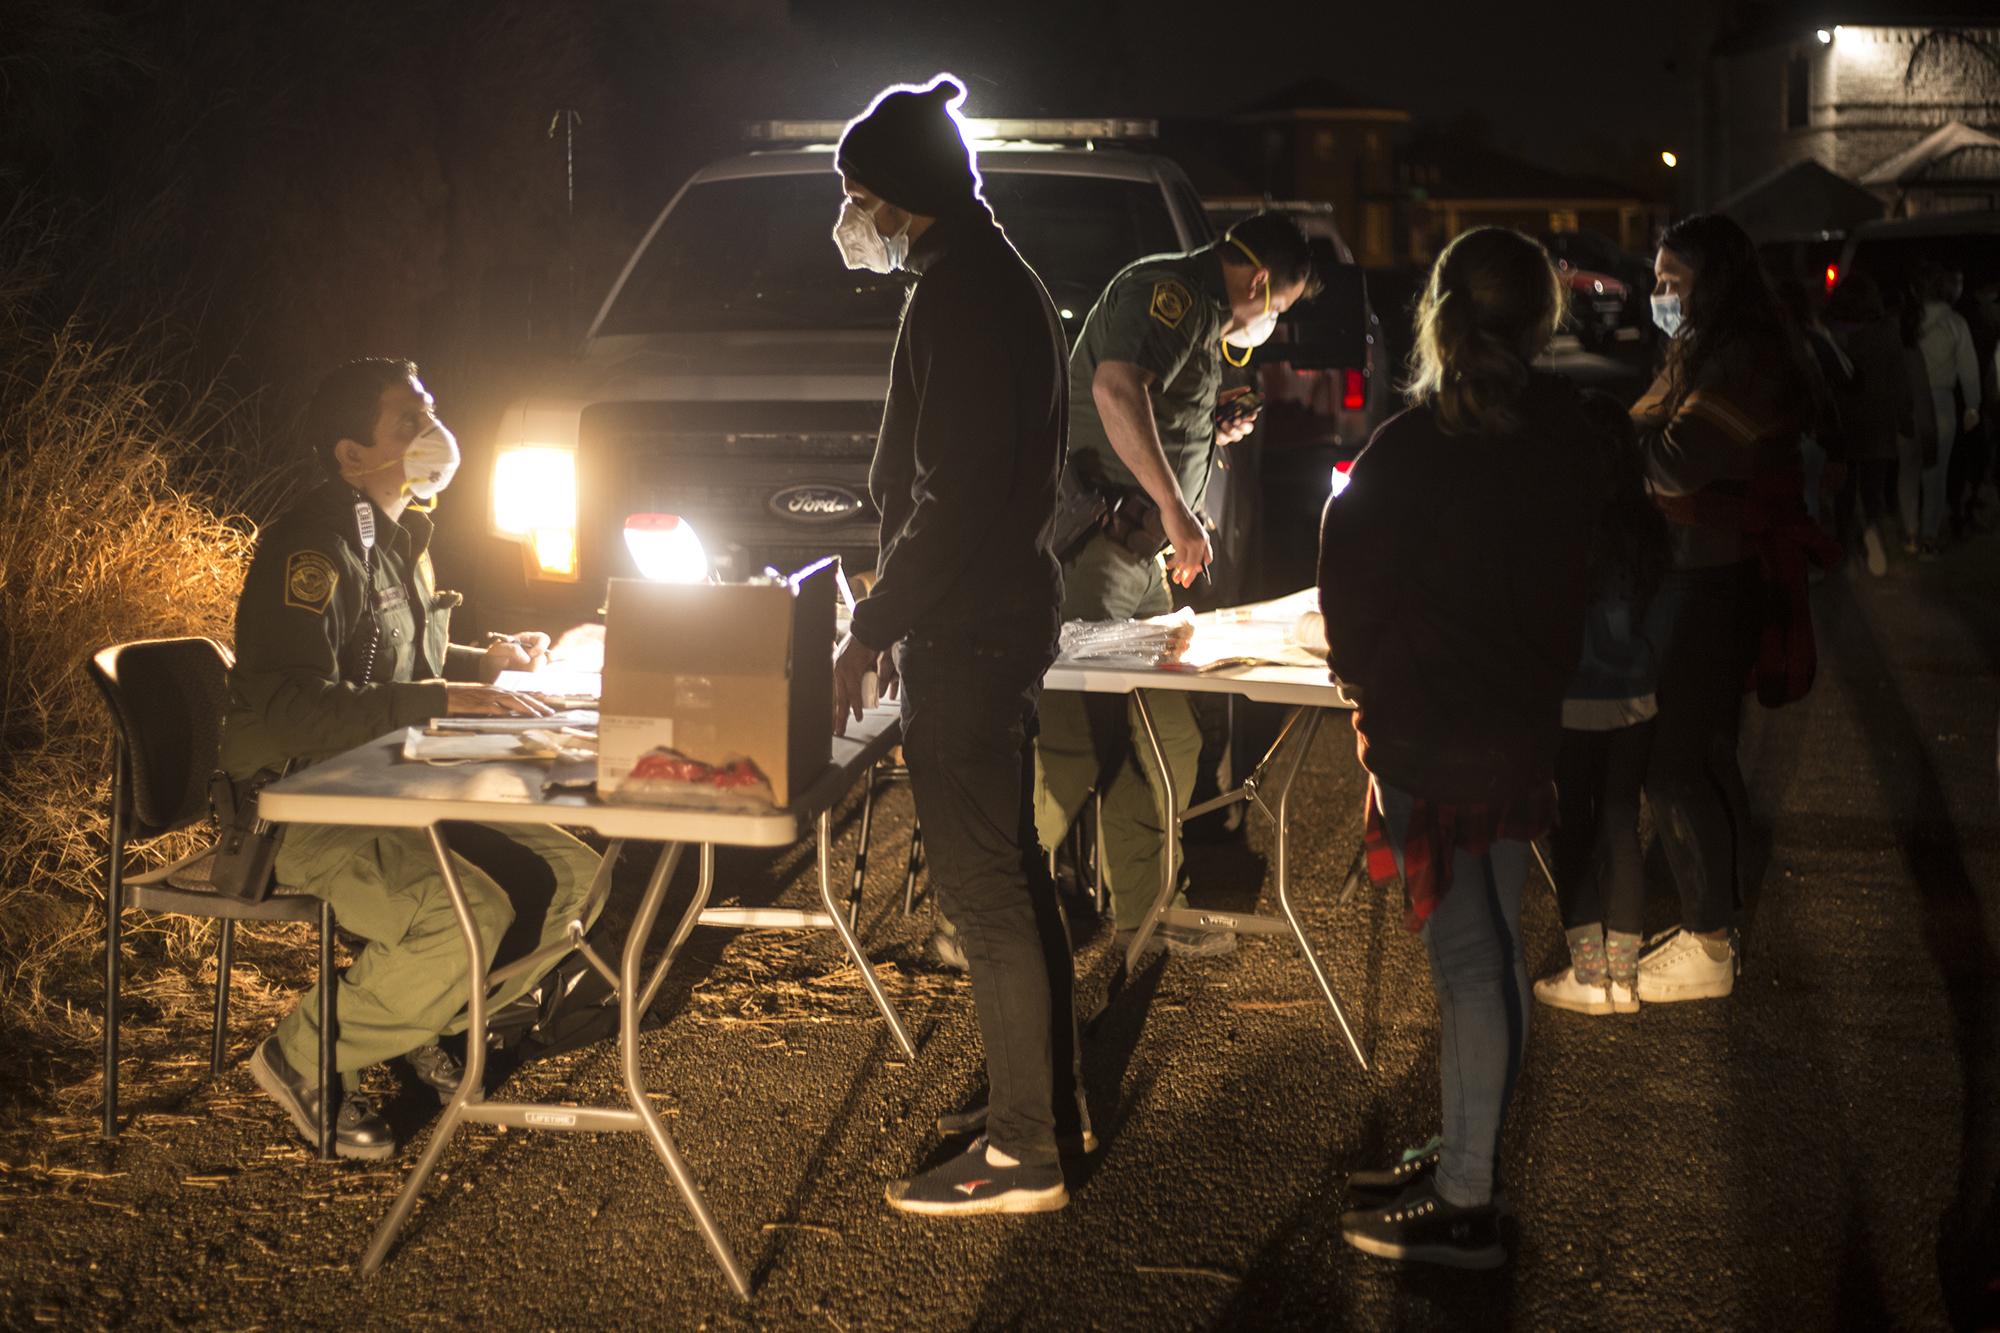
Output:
top-left (539, 331), bottom-right (900, 403)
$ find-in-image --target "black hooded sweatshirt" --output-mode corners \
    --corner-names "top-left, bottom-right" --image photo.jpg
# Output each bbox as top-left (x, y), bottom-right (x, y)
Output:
top-left (849, 207), bottom-right (1069, 650)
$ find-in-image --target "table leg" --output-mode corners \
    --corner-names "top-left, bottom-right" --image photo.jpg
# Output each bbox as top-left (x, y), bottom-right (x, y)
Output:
top-left (818, 810), bottom-right (916, 1060)
top-left (363, 823), bottom-right (489, 1276)
top-left (1264, 710), bottom-right (1369, 1071)
top-left (619, 841), bottom-right (752, 1300)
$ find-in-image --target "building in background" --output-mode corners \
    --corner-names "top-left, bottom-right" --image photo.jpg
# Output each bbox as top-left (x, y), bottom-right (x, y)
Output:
top-left (1704, 13), bottom-right (2000, 216)
top-left (1398, 129), bottom-right (1654, 262)
top-left (1208, 79), bottom-right (1409, 268)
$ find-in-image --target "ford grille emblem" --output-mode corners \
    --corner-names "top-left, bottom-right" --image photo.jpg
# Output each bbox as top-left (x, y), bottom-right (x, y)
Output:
top-left (769, 483), bottom-right (866, 523)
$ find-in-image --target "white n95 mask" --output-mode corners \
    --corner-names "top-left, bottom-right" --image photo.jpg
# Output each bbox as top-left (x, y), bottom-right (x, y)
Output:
top-left (401, 422), bottom-right (460, 500)
top-left (834, 200), bottom-right (908, 274)
top-left (1650, 293), bottom-right (1684, 339)
top-left (1223, 308), bottom-right (1279, 350)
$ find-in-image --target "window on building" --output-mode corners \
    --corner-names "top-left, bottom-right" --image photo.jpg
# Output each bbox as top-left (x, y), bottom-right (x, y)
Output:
top-left (1548, 209), bottom-right (1580, 234)
top-left (1786, 52), bottom-right (1810, 129)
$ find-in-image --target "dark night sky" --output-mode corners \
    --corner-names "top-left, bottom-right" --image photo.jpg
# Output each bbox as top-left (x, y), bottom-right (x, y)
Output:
top-left (718, 0), bottom-right (1727, 180)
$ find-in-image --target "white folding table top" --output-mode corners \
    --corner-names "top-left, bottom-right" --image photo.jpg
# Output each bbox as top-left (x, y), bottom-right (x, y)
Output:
top-left (1042, 658), bottom-right (1353, 709)
top-left (259, 704), bottom-right (902, 848)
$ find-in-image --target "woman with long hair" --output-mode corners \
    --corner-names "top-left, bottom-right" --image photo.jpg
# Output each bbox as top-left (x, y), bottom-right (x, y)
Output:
top-left (1318, 227), bottom-right (1600, 1268)
top-left (1630, 213), bottom-right (1817, 1001)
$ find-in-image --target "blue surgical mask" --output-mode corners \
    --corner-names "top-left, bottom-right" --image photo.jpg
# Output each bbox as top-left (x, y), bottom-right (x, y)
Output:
top-left (1650, 293), bottom-right (1683, 338)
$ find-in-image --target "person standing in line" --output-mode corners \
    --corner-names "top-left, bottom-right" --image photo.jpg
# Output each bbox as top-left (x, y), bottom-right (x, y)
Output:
top-left (1953, 269), bottom-right (2000, 532)
top-left (1629, 214), bottom-right (1816, 1002)
top-left (1320, 227), bottom-right (1599, 1268)
top-left (1826, 272), bottom-right (1915, 577)
top-left (1532, 393), bottom-right (1672, 1016)
top-left (1913, 261), bottom-right (1982, 556)
top-left (826, 75), bottom-right (1087, 1215)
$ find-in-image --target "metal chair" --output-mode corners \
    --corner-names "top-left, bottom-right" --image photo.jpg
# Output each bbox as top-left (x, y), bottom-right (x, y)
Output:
top-left (86, 637), bottom-right (337, 1158)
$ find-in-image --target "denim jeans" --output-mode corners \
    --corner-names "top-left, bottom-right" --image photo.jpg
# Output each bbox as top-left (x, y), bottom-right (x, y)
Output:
top-left (1645, 561), bottom-right (1758, 933)
top-left (899, 618), bottom-right (1083, 1167)
top-left (1375, 780), bottom-right (1529, 1208)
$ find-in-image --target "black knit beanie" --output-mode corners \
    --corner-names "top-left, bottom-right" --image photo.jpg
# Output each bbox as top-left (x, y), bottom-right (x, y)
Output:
top-left (837, 75), bottom-right (979, 218)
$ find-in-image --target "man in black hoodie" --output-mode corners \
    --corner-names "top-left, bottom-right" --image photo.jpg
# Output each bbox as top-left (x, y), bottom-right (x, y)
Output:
top-left (830, 75), bottom-right (1086, 1215)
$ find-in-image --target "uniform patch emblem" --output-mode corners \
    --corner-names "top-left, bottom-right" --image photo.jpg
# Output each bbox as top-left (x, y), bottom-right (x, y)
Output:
top-left (284, 551), bottom-right (338, 614)
top-left (1149, 279), bottom-right (1192, 329)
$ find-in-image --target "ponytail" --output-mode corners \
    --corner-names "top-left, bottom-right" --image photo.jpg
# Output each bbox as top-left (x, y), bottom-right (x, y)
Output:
top-left (1404, 228), bottom-right (1564, 438)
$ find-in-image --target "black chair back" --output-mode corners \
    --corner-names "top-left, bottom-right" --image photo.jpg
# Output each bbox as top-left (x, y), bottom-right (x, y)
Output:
top-left (86, 638), bottom-right (232, 839)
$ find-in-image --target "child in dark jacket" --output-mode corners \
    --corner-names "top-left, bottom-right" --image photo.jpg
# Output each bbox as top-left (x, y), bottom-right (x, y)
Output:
top-left (1534, 394), bottom-right (1673, 1015)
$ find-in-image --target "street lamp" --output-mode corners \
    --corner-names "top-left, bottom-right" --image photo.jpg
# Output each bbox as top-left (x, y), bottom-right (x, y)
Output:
top-left (1816, 27), bottom-right (1832, 43)
top-left (1660, 150), bottom-right (1679, 169)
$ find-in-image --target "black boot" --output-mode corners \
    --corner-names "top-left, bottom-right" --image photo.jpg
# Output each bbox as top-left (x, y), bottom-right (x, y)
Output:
top-left (249, 1035), bottom-right (395, 1160)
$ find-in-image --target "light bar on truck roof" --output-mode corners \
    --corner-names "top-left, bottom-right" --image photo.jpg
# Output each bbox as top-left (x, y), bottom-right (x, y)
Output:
top-left (744, 117), bottom-right (1158, 144)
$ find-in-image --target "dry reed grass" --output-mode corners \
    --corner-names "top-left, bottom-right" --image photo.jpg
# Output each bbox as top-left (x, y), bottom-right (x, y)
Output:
top-left (0, 204), bottom-right (310, 1122)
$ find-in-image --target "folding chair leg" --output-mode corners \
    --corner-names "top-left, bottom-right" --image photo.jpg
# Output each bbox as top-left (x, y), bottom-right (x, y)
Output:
top-left (210, 920), bottom-right (234, 1076)
top-left (901, 823), bottom-right (925, 915)
top-left (318, 902), bottom-right (336, 1161)
top-left (103, 841), bottom-right (123, 1141)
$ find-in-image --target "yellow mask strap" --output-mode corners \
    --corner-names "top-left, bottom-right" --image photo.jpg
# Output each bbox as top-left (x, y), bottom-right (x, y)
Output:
top-left (1221, 236), bottom-right (1269, 368)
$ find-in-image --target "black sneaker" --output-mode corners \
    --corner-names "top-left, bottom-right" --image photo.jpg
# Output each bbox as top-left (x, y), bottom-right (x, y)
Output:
top-left (1340, 1179), bottom-right (1507, 1270)
top-left (936, 1101), bottom-right (1098, 1154)
top-left (248, 1035), bottom-right (395, 1161)
top-left (885, 1136), bottom-right (1068, 1216)
top-left (1346, 1136), bottom-right (1441, 1201)
top-left (403, 1041), bottom-right (464, 1103)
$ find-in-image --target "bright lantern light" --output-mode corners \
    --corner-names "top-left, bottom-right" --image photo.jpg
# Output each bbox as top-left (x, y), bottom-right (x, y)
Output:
top-left (1816, 28), bottom-right (1831, 43)
top-left (530, 526), bottom-right (577, 579)
top-left (623, 513), bottom-right (709, 583)
top-left (1661, 150), bottom-right (1679, 168)
top-left (493, 445), bottom-right (577, 537)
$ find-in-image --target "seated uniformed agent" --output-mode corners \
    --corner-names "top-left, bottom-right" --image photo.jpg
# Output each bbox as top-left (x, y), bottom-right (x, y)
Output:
top-left (1034, 213), bottom-right (1320, 957)
top-left (221, 357), bottom-right (603, 1159)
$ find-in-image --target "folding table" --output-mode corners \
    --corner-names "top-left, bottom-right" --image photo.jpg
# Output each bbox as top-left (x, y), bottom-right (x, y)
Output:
top-left (257, 705), bottom-right (909, 1300)
top-left (1040, 659), bottom-right (1369, 1071)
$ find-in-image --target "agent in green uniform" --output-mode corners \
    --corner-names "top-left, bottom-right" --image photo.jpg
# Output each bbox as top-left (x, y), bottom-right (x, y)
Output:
top-left (1036, 213), bottom-right (1318, 955)
top-left (225, 357), bottom-right (602, 1159)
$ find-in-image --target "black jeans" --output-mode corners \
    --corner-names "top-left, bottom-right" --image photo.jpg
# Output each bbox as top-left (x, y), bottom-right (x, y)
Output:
top-left (1550, 721), bottom-right (1654, 937)
top-left (1645, 561), bottom-right (1759, 934)
top-left (898, 622), bottom-right (1082, 1167)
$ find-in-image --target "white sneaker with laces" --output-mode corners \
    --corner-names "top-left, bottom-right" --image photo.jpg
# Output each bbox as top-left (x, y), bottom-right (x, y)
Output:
top-left (1635, 928), bottom-right (1735, 1002)
top-left (1608, 978), bottom-right (1639, 1013)
top-left (1532, 967), bottom-right (1614, 1015)
top-left (1862, 526), bottom-right (1887, 577)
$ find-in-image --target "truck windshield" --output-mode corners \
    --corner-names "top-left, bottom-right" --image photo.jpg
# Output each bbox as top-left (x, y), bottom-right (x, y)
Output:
top-left (596, 169), bottom-right (1186, 336)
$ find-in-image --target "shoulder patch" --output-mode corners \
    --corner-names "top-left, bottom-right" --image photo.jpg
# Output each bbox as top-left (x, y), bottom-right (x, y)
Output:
top-left (283, 550), bottom-right (338, 615)
top-left (1149, 279), bottom-right (1193, 329)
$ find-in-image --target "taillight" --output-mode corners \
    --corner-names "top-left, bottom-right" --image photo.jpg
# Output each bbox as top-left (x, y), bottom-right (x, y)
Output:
top-left (1823, 263), bottom-right (1840, 294)
top-left (1341, 368), bottom-right (1366, 412)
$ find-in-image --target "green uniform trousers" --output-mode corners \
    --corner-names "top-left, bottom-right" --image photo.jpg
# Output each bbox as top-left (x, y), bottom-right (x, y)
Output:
top-left (272, 820), bottom-right (602, 1076)
top-left (1034, 534), bottom-right (1203, 931)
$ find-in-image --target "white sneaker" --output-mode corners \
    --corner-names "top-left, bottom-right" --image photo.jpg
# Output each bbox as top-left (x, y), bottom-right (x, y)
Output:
top-left (1608, 978), bottom-right (1639, 1013)
top-left (1862, 526), bottom-right (1887, 578)
top-left (1532, 967), bottom-right (1614, 1015)
top-left (1635, 928), bottom-right (1735, 1002)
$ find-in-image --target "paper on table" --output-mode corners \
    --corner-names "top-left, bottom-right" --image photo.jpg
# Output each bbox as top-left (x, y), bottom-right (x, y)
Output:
top-left (401, 727), bottom-right (594, 764)
top-left (494, 667), bottom-right (602, 703)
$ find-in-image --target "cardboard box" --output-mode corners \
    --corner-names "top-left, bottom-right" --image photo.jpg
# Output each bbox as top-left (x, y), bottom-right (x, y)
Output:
top-left (597, 560), bottom-right (834, 807)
